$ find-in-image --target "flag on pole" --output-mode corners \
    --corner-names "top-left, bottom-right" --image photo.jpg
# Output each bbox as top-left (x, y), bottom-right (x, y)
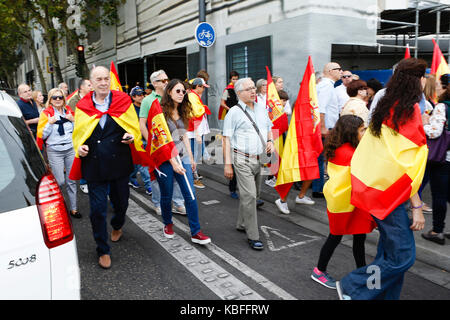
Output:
top-left (404, 44), bottom-right (411, 59)
top-left (431, 39), bottom-right (450, 87)
top-left (274, 56), bottom-right (323, 200)
top-left (110, 61), bottom-right (123, 92)
top-left (324, 143), bottom-right (377, 235)
top-left (350, 103), bottom-right (428, 220)
top-left (69, 90), bottom-right (147, 180)
top-left (36, 105), bottom-right (75, 150)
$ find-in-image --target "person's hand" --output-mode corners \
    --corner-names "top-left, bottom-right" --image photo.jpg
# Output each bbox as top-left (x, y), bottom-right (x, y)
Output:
top-left (266, 141), bottom-right (275, 154)
top-left (410, 207), bottom-right (425, 231)
top-left (170, 158), bottom-right (186, 175)
top-left (190, 156), bottom-right (197, 173)
top-left (195, 134), bottom-right (202, 143)
top-left (78, 145), bottom-right (89, 157)
top-left (66, 113), bottom-right (74, 122)
top-left (121, 133), bottom-right (134, 144)
top-left (321, 126), bottom-right (328, 137)
top-left (224, 164), bottom-right (233, 180)
top-left (48, 116), bottom-right (57, 124)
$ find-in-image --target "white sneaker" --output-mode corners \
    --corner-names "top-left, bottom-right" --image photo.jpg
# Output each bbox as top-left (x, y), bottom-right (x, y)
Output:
top-left (275, 199), bottom-right (290, 214)
top-left (172, 205), bottom-right (187, 215)
top-left (80, 184), bottom-right (89, 194)
top-left (295, 195), bottom-right (315, 205)
top-left (155, 207), bottom-right (161, 215)
top-left (265, 177), bottom-right (276, 188)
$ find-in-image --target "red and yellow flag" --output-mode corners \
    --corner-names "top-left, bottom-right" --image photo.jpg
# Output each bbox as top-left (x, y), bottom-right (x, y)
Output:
top-left (187, 90), bottom-right (211, 131)
top-left (66, 89), bottom-right (78, 104)
top-left (36, 105), bottom-right (75, 150)
top-left (431, 39), bottom-right (450, 84)
top-left (274, 56), bottom-right (323, 200)
top-left (68, 90), bottom-right (147, 180)
top-left (350, 103), bottom-right (428, 220)
top-left (218, 83), bottom-right (234, 120)
top-left (324, 143), bottom-right (376, 235)
top-left (146, 99), bottom-right (178, 171)
top-left (110, 61), bottom-right (123, 92)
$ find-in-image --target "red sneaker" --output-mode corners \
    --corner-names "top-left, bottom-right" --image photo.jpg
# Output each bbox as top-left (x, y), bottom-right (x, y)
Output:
top-left (191, 231), bottom-right (211, 245)
top-left (163, 223), bottom-right (174, 239)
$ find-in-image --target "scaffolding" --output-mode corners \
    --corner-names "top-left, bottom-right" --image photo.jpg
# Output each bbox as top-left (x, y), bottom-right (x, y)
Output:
top-left (377, 0), bottom-right (450, 58)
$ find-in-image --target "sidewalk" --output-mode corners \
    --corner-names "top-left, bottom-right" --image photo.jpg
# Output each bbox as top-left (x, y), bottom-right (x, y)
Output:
top-left (198, 130), bottom-right (450, 289)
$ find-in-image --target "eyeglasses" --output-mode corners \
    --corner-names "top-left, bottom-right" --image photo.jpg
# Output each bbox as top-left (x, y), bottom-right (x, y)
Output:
top-left (156, 79), bottom-right (169, 83)
top-left (175, 89), bottom-right (186, 95)
top-left (242, 86), bottom-right (256, 92)
top-left (342, 75), bottom-right (352, 79)
top-left (51, 96), bottom-right (64, 100)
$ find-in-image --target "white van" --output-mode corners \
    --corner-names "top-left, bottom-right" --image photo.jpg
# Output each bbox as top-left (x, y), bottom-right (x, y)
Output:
top-left (0, 91), bottom-right (80, 299)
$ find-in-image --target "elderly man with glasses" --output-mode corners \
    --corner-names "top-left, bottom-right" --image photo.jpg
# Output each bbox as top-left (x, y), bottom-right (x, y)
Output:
top-left (222, 78), bottom-right (274, 251)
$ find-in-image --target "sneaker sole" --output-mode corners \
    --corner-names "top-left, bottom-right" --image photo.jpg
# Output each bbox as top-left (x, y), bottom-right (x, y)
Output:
top-left (296, 201), bottom-right (315, 205)
top-left (275, 202), bottom-right (290, 214)
top-left (191, 237), bottom-right (211, 245)
top-left (311, 274), bottom-right (336, 289)
top-left (163, 230), bottom-right (174, 239)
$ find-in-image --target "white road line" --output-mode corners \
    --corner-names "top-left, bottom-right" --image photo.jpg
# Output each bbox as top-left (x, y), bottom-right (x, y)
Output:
top-left (127, 199), bottom-right (264, 300)
top-left (130, 189), bottom-right (297, 300)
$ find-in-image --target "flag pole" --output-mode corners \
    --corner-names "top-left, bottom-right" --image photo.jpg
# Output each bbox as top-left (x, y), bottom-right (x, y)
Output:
top-left (177, 155), bottom-right (195, 200)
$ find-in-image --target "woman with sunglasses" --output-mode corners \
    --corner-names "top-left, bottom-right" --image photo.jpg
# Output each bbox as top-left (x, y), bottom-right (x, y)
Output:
top-left (157, 79), bottom-right (211, 245)
top-left (340, 80), bottom-right (370, 128)
top-left (37, 88), bottom-right (80, 218)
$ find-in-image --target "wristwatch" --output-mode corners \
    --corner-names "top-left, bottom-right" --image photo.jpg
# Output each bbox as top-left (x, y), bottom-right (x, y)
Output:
top-left (267, 139), bottom-right (274, 143)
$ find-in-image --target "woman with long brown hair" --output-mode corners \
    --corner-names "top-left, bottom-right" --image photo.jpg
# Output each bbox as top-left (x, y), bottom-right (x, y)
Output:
top-left (156, 79), bottom-right (211, 245)
top-left (336, 58), bottom-right (427, 300)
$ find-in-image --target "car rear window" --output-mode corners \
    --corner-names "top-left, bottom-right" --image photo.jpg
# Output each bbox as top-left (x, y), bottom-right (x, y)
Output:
top-left (0, 115), bottom-right (46, 213)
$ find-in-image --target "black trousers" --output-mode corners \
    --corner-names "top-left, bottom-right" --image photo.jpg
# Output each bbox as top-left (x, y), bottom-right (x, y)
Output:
top-left (229, 164), bottom-right (237, 193)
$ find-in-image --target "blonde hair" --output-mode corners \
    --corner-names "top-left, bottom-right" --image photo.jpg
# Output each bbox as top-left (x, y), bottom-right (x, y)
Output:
top-left (32, 91), bottom-right (44, 106)
top-left (45, 88), bottom-right (67, 110)
top-left (423, 74), bottom-right (436, 101)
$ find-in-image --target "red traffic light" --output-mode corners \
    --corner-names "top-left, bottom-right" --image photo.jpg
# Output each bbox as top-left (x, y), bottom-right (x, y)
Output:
top-left (77, 45), bottom-right (84, 52)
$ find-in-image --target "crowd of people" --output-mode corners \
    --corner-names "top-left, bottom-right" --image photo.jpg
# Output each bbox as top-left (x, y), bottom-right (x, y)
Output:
top-left (15, 56), bottom-right (449, 300)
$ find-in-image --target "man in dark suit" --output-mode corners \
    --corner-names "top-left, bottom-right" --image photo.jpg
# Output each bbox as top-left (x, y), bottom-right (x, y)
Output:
top-left (75, 66), bottom-right (138, 269)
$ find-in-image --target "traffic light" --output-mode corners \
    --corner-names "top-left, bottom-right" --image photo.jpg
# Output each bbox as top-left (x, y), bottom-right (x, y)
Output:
top-left (76, 45), bottom-right (85, 63)
top-left (75, 45), bottom-right (86, 78)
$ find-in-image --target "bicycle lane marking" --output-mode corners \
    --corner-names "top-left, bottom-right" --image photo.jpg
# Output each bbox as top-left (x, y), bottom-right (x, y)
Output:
top-left (127, 198), bottom-right (264, 300)
top-left (130, 189), bottom-right (297, 300)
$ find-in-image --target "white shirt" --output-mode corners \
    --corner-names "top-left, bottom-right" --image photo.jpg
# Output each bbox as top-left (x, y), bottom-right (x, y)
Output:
top-left (317, 77), bottom-right (339, 129)
top-left (335, 83), bottom-right (349, 112)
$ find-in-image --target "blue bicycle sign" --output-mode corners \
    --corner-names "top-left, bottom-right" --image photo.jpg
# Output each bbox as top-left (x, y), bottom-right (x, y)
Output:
top-left (195, 22), bottom-right (216, 48)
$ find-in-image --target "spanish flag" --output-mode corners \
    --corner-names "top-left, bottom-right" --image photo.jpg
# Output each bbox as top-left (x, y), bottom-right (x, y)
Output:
top-left (350, 103), bottom-right (428, 220)
top-left (274, 56), bottom-right (323, 199)
top-left (146, 99), bottom-right (178, 171)
top-left (110, 61), bottom-right (123, 92)
top-left (187, 90), bottom-right (211, 132)
top-left (431, 39), bottom-right (450, 90)
top-left (68, 91), bottom-right (147, 180)
top-left (324, 143), bottom-right (376, 235)
top-left (66, 90), bottom-right (78, 104)
top-left (218, 83), bottom-right (234, 120)
top-left (36, 105), bottom-right (75, 150)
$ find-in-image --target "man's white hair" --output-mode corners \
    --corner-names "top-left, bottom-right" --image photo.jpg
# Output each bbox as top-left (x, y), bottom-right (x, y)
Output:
top-left (234, 77), bottom-right (253, 94)
top-left (150, 70), bottom-right (167, 83)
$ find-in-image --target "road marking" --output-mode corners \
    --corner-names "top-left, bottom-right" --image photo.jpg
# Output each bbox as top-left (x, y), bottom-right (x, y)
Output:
top-left (127, 199), bottom-right (264, 300)
top-left (130, 189), bottom-right (297, 300)
top-left (261, 226), bottom-right (321, 252)
top-left (201, 200), bottom-right (220, 205)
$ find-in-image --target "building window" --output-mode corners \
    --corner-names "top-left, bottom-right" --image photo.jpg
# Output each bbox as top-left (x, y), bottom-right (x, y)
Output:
top-left (226, 36), bottom-right (271, 82)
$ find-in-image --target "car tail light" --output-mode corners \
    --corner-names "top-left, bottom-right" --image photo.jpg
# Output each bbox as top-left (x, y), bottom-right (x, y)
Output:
top-left (37, 173), bottom-right (74, 248)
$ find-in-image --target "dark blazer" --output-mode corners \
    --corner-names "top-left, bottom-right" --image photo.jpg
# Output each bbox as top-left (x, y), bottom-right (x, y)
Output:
top-left (81, 114), bottom-right (134, 182)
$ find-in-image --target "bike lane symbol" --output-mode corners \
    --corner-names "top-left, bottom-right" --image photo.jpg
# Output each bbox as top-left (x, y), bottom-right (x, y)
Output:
top-left (195, 22), bottom-right (216, 48)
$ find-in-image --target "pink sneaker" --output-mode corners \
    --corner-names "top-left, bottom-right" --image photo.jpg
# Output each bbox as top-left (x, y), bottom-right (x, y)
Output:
top-left (191, 231), bottom-right (211, 245)
top-left (163, 223), bottom-right (174, 239)
top-left (310, 267), bottom-right (336, 289)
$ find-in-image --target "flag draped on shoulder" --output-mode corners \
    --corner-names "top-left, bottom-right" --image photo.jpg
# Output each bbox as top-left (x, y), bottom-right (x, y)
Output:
top-left (146, 99), bottom-right (178, 171)
top-left (350, 103), bottom-right (428, 220)
top-left (188, 90), bottom-right (211, 131)
top-left (218, 83), bottom-right (234, 120)
top-left (324, 143), bottom-right (376, 235)
top-left (110, 61), bottom-right (123, 92)
top-left (274, 56), bottom-right (323, 200)
top-left (36, 105), bottom-right (75, 150)
top-left (69, 91), bottom-right (148, 180)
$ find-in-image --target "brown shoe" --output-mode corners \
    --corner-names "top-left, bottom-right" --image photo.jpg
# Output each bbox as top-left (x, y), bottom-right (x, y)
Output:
top-left (111, 229), bottom-right (123, 242)
top-left (98, 254), bottom-right (111, 269)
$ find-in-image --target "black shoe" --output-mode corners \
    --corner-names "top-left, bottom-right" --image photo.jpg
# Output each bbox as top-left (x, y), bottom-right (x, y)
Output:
top-left (70, 210), bottom-right (82, 219)
top-left (248, 239), bottom-right (264, 250)
top-left (256, 199), bottom-right (264, 208)
top-left (445, 232), bottom-right (450, 239)
top-left (312, 192), bottom-right (325, 199)
top-left (236, 226), bottom-right (246, 232)
top-left (421, 230), bottom-right (445, 245)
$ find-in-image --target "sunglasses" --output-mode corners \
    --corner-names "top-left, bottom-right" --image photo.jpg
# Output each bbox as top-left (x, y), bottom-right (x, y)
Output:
top-left (51, 96), bottom-right (64, 100)
top-left (342, 75), bottom-right (352, 79)
top-left (156, 79), bottom-right (169, 83)
top-left (175, 89), bottom-right (186, 95)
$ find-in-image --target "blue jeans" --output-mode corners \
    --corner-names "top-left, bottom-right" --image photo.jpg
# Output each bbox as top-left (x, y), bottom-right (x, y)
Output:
top-left (151, 177), bottom-right (184, 208)
top-left (130, 164), bottom-right (151, 189)
top-left (312, 151), bottom-right (324, 193)
top-left (155, 158), bottom-right (201, 236)
top-left (340, 203), bottom-right (415, 300)
top-left (190, 137), bottom-right (204, 164)
top-left (87, 176), bottom-right (129, 256)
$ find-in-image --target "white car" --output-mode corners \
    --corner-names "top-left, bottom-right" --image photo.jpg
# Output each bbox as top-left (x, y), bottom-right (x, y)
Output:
top-left (0, 91), bottom-right (80, 299)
